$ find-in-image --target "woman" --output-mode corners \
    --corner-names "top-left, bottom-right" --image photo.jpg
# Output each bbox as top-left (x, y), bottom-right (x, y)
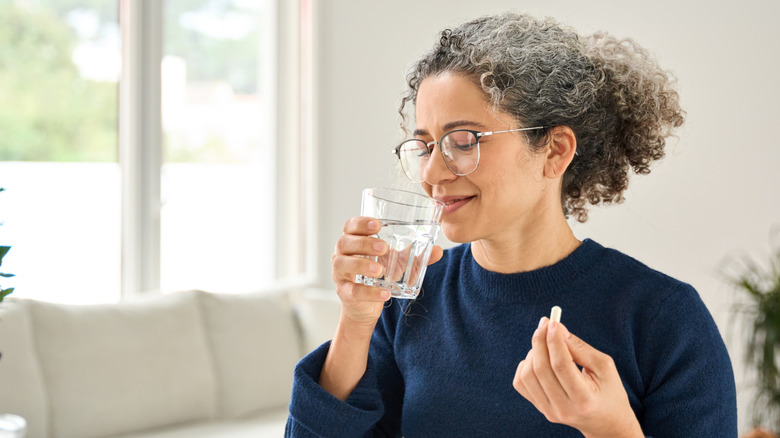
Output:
top-left (287, 13), bottom-right (737, 437)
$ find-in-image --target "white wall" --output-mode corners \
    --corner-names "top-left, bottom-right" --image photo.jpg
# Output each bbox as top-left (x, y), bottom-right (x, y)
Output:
top-left (312, 0), bottom-right (780, 432)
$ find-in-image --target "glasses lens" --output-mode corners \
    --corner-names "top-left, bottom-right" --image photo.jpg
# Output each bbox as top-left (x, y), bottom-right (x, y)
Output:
top-left (398, 139), bottom-right (429, 182)
top-left (441, 130), bottom-right (479, 176)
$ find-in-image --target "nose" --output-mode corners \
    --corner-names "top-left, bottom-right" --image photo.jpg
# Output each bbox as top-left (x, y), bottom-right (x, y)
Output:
top-left (421, 141), bottom-right (457, 185)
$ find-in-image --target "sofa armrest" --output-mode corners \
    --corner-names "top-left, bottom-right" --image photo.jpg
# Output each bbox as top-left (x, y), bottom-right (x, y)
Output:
top-left (292, 288), bottom-right (341, 356)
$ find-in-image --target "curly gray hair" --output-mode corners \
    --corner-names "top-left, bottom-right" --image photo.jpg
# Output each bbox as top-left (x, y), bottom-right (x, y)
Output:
top-left (399, 13), bottom-right (685, 222)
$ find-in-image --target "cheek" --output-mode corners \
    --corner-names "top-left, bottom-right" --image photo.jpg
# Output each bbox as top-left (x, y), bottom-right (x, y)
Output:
top-left (515, 147), bottom-right (543, 171)
top-left (512, 149), bottom-right (548, 189)
top-left (476, 153), bottom-right (545, 203)
top-left (478, 153), bottom-right (527, 189)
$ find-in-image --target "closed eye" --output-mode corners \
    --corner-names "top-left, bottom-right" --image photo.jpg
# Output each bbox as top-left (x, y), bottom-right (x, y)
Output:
top-left (451, 142), bottom-right (477, 152)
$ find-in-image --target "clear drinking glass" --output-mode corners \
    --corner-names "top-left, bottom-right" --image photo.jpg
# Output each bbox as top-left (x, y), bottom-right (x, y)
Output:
top-left (0, 414), bottom-right (26, 438)
top-left (356, 188), bottom-right (443, 299)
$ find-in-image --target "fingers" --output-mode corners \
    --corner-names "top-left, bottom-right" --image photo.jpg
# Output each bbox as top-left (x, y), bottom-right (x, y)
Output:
top-left (546, 320), bottom-right (586, 399)
top-left (331, 217), bottom-right (394, 327)
top-left (337, 281), bottom-right (390, 303)
top-left (332, 217), bottom-right (389, 284)
top-left (337, 217), bottom-right (387, 261)
top-left (343, 216), bottom-right (382, 236)
top-left (514, 319), bottom-right (591, 420)
top-left (514, 346), bottom-right (551, 412)
top-left (332, 253), bottom-right (383, 282)
top-left (530, 318), bottom-right (570, 403)
top-left (564, 328), bottom-right (615, 381)
top-left (515, 318), bottom-right (636, 434)
top-left (334, 233), bottom-right (388, 258)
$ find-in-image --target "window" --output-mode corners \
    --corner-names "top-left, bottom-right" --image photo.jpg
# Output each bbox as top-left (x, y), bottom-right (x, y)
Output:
top-left (0, 0), bottom-right (312, 304)
top-left (160, 1), bottom-right (277, 293)
top-left (0, 1), bottom-right (121, 304)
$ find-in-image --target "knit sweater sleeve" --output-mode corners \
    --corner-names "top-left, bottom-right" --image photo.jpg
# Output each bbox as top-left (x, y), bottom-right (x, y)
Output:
top-left (285, 341), bottom-right (385, 437)
top-left (637, 283), bottom-right (737, 436)
top-left (285, 307), bottom-right (405, 437)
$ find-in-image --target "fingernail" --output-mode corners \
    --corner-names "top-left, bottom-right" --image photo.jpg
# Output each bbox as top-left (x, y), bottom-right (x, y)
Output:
top-left (561, 323), bottom-right (572, 339)
top-left (368, 220), bottom-right (380, 231)
top-left (370, 263), bottom-right (382, 274)
top-left (381, 290), bottom-right (391, 300)
top-left (548, 320), bottom-right (557, 337)
top-left (538, 317), bottom-right (546, 328)
top-left (373, 241), bottom-right (386, 252)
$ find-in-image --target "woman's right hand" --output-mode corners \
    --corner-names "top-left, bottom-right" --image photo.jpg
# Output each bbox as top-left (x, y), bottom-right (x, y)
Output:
top-left (322, 216), bottom-right (443, 400)
top-left (331, 216), bottom-right (444, 328)
top-left (331, 217), bottom-right (392, 328)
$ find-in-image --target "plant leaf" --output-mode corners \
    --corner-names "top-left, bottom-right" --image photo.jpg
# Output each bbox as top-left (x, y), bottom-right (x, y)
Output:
top-left (726, 238), bottom-right (780, 426)
top-left (0, 246), bottom-right (9, 266)
top-left (0, 287), bottom-right (13, 301)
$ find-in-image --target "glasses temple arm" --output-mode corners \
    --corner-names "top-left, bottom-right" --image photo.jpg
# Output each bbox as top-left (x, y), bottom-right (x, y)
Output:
top-left (479, 126), bottom-right (546, 137)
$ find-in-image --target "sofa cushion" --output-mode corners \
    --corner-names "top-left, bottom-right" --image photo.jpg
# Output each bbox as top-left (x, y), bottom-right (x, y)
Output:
top-left (29, 291), bottom-right (217, 438)
top-left (0, 299), bottom-right (49, 438)
top-left (198, 290), bottom-right (301, 419)
top-left (113, 408), bottom-right (289, 438)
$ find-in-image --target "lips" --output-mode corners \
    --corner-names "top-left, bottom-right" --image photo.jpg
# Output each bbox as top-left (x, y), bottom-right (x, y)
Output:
top-left (435, 195), bottom-right (475, 214)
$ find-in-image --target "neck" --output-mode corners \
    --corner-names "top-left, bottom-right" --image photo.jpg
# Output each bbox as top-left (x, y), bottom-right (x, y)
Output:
top-left (470, 214), bottom-right (580, 274)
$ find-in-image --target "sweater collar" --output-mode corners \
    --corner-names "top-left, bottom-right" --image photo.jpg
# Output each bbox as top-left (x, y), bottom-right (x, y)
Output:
top-left (461, 238), bottom-right (603, 302)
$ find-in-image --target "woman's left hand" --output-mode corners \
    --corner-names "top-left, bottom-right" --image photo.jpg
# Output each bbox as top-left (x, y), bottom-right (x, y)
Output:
top-left (513, 318), bottom-right (644, 438)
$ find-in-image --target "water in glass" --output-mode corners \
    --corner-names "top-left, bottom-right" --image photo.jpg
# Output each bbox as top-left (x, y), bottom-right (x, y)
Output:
top-left (358, 219), bottom-right (439, 299)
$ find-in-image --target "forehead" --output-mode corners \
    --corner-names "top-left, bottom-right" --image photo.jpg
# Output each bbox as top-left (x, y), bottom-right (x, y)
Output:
top-left (415, 72), bottom-right (511, 132)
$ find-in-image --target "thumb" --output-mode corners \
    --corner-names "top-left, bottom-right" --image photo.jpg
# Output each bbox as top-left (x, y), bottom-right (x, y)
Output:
top-left (428, 245), bottom-right (444, 265)
top-left (563, 326), bottom-right (613, 377)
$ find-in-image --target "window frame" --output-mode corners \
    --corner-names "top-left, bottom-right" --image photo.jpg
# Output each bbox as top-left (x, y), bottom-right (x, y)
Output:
top-left (118, 0), bottom-right (315, 299)
top-left (119, 0), bottom-right (162, 297)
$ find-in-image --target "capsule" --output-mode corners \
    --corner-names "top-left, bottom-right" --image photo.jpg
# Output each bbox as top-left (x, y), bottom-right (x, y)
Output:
top-left (550, 306), bottom-right (562, 323)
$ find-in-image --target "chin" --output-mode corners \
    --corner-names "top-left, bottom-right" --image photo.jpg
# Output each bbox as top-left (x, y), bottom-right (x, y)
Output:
top-left (440, 222), bottom-right (474, 244)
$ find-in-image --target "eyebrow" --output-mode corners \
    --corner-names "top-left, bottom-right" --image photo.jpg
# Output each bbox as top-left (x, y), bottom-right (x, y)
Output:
top-left (413, 120), bottom-right (489, 137)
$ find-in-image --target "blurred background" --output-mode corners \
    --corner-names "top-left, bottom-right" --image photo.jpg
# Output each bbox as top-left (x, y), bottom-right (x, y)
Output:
top-left (0, 0), bottom-right (778, 433)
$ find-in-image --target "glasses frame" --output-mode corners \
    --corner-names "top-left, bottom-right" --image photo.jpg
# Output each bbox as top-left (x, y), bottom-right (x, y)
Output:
top-left (392, 126), bottom-right (546, 182)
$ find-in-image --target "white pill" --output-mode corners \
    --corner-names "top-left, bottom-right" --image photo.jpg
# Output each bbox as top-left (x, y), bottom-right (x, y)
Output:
top-left (550, 306), bottom-right (562, 323)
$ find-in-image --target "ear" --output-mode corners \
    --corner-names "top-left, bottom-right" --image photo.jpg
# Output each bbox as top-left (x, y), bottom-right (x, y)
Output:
top-left (543, 126), bottom-right (577, 179)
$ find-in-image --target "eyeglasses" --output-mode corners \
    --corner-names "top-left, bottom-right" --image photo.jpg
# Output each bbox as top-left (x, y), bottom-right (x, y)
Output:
top-left (392, 126), bottom-right (546, 183)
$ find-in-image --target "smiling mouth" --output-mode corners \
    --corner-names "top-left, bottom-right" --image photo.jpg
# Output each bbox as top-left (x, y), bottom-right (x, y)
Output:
top-left (436, 196), bottom-right (475, 213)
top-left (443, 197), bottom-right (471, 205)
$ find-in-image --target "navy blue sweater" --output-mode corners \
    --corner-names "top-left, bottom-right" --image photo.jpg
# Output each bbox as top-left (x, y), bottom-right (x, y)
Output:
top-left (287, 239), bottom-right (737, 437)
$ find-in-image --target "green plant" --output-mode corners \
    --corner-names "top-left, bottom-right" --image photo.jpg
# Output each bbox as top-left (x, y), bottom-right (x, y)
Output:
top-left (0, 187), bottom-right (12, 302)
top-left (730, 238), bottom-right (780, 430)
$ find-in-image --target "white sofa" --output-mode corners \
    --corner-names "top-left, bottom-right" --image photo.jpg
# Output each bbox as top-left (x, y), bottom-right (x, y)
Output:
top-left (0, 288), bottom-right (341, 438)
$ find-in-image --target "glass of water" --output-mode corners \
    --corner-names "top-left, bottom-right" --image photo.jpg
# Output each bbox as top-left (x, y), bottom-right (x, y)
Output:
top-left (0, 414), bottom-right (26, 438)
top-left (356, 188), bottom-right (443, 299)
